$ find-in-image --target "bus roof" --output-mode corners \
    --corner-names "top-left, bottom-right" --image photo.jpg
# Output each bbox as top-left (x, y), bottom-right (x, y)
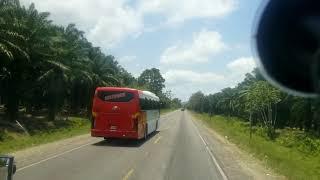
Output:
top-left (139, 91), bottom-right (160, 101)
top-left (96, 87), bottom-right (160, 101)
top-left (96, 87), bottom-right (138, 92)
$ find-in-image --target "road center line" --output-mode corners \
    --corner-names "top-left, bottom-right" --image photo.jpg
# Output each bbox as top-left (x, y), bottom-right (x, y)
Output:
top-left (122, 169), bottom-right (134, 180)
top-left (190, 118), bottom-right (229, 180)
top-left (145, 151), bottom-right (150, 157)
top-left (16, 141), bottom-right (96, 172)
top-left (154, 136), bottom-right (162, 144)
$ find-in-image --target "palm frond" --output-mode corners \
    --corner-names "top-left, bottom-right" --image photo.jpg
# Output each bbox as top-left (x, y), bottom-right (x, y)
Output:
top-left (101, 67), bottom-right (116, 75)
top-left (46, 60), bottom-right (70, 71)
top-left (0, 4), bottom-right (15, 14)
top-left (0, 30), bottom-right (27, 41)
top-left (102, 75), bottom-right (120, 86)
top-left (1, 39), bottom-right (29, 60)
top-left (76, 70), bottom-right (93, 84)
top-left (38, 12), bottom-right (50, 20)
top-left (0, 43), bottom-right (13, 60)
top-left (100, 80), bottom-right (108, 86)
top-left (38, 69), bottom-right (54, 81)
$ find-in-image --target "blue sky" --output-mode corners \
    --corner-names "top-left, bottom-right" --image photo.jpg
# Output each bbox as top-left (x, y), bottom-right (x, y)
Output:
top-left (21, 0), bottom-right (262, 101)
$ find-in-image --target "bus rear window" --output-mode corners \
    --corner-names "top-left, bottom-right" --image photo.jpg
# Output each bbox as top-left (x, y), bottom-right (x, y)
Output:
top-left (97, 91), bottom-right (134, 102)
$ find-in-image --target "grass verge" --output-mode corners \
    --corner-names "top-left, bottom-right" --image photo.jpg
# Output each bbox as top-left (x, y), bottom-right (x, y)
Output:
top-left (160, 108), bottom-right (177, 115)
top-left (0, 117), bottom-right (90, 154)
top-left (192, 112), bottom-right (320, 180)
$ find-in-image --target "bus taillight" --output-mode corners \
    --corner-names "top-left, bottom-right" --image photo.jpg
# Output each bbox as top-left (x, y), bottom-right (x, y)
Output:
top-left (133, 117), bottom-right (138, 131)
top-left (92, 112), bottom-right (97, 118)
top-left (132, 112), bottom-right (140, 131)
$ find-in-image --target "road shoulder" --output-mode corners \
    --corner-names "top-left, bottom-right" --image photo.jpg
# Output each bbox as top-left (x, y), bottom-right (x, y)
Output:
top-left (12, 134), bottom-right (100, 170)
top-left (189, 111), bottom-right (285, 180)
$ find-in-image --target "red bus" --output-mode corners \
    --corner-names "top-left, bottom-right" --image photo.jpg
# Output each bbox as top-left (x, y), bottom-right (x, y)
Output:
top-left (91, 87), bottom-right (160, 139)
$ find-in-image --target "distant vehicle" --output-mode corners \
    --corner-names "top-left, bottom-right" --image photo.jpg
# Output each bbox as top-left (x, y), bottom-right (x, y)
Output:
top-left (181, 108), bottom-right (185, 111)
top-left (91, 87), bottom-right (160, 140)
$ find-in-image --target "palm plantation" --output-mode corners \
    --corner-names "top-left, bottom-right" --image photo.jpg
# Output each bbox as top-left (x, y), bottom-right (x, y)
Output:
top-left (0, 0), bottom-right (179, 124)
top-left (188, 68), bottom-right (320, 137)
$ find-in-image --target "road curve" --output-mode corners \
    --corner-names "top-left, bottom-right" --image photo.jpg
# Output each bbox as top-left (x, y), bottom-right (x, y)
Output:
top-left (14, 111), bottom-right (250, 180)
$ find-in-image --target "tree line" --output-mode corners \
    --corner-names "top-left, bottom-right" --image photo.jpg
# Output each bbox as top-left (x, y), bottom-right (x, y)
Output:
top-left (187, 68), bottom-right (320, 139)
top-left (0, 0), bottom-right (181, 122)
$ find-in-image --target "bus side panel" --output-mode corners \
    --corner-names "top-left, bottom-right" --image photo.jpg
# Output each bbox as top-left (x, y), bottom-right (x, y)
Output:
top-left (137, 111), bottom-right (147, 139)
top-left (146, 110), bottom-right (160, 135)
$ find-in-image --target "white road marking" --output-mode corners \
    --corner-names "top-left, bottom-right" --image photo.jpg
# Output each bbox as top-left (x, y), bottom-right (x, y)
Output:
top-left (190, 118), bottom-right (229, 180)
top-left (17, 141), bottom-right (95, 172)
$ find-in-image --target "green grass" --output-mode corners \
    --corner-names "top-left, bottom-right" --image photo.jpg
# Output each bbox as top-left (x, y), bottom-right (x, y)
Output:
top-left (192, 112), bottom-right (320, 180)
top-left (160, 108), bottom-right (177, 115)
top-left (0, 117), bottom-right (90, 154)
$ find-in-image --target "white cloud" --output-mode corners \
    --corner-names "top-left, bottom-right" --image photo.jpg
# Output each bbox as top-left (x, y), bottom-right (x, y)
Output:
top-left (20, 0), bottom-right (143, 48)
top-left (119, 55), bottom-right (137, 63)
top-left (160, 29), bottom-right (227, 65)
top-left (138, 0), bottom-right (237, 24)
top-left (87, 7), bottom-right (143, 48)
top-left (20, 0), bottom-right (237, 48)
top-left (162, 69), bottom-right (225, 101)
top-left (164, 69), bottom-right (225, 85)
top-left (226, 56), bottom-right (256, 86)
top-left (162, 57), bottom-right (256, 101)
top-left (227, 57), bottom-right (256, 75)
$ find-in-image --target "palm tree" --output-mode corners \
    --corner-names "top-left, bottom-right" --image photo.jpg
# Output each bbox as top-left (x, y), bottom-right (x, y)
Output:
top-left (0, 0), bottom-right (129, 122)
top-left (218, 88), bottom-right (237, 117)
top-left (89, 49), bottom-right (119, 86)
top-left (36, 23), bottom-right (89, 120)
top-left (83, 48), bottom-right (120, 116)
top-left (0, 0), bottom-right (29, 62)
top-left (0, 0), bottom-right (30, 121)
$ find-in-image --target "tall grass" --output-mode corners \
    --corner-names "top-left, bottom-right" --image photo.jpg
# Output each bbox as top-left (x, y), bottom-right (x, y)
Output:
top-left (0, 117), bottom-right (90, 154)
top-left (192, 113), bottom-right (320, 180)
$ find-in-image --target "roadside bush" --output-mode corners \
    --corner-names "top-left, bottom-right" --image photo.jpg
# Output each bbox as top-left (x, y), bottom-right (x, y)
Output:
top-left (0, 130), bottom-right (10, 141)
top-left (297, 136), bottom-right (320, 155)
top-left (277, 129), bottom-right (320, 155)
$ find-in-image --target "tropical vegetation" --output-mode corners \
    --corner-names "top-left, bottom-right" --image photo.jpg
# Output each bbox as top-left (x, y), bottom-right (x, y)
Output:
top-left (188, 68), bottom-right (320, 138)
top-left (0, 0), bottom-right (181, 138)
top-left (188, 68), bottom-right (320, 179)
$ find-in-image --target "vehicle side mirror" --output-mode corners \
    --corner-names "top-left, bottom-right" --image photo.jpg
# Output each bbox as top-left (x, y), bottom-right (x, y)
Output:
top-left (255, 0), bottom-right (320, 97)
top-left (0, 155), bottom-right (16, 180)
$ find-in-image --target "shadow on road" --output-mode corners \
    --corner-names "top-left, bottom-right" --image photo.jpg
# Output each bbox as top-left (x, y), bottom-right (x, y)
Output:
top-left (92, 131), bottom-right (159, 148)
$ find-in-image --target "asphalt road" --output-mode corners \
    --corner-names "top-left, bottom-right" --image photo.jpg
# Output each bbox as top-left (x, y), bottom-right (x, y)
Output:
top-left (14, 111), bottom-right (246, 180)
